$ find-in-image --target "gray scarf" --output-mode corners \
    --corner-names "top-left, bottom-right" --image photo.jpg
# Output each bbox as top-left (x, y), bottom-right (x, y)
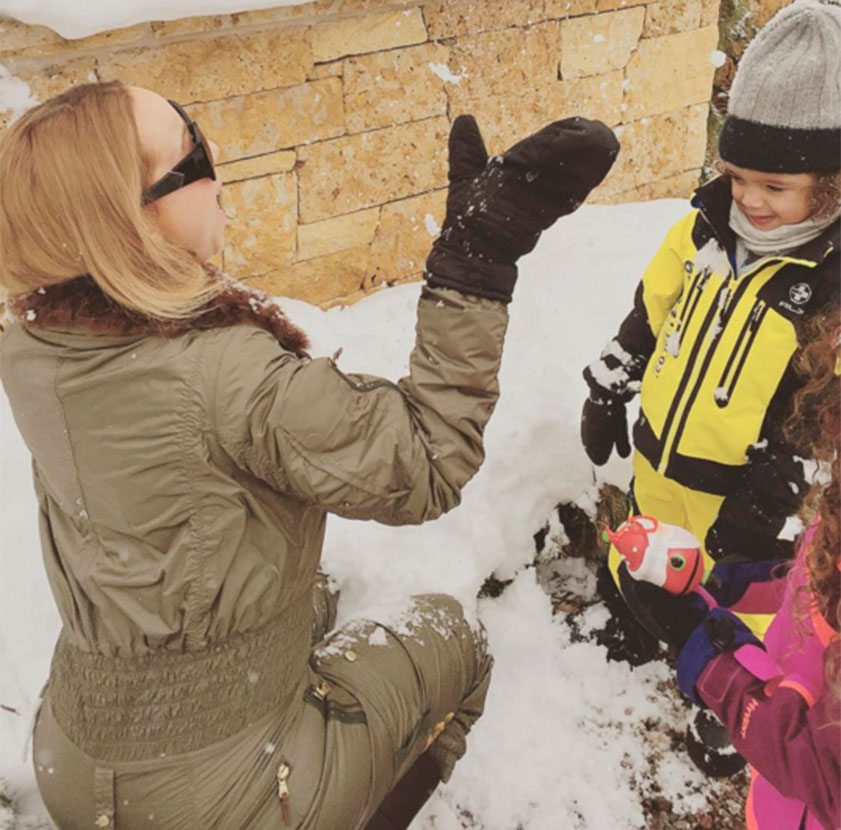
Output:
top-left (730, 201), bottom-right (840, 256)
top-left (730, 202), bottom-right (840, 275)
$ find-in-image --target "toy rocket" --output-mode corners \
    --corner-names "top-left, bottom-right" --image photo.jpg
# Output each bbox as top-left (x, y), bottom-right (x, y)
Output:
top-left (603, 515), bottom-right (706, 596)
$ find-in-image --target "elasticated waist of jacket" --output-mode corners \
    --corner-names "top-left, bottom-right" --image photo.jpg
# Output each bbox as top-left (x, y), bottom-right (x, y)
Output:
top-left (47, 600), bottom-right (311, 761)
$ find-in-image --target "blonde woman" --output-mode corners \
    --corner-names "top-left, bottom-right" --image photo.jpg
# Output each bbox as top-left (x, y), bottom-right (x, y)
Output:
top-left (0, 81), bottom-right (617, 829)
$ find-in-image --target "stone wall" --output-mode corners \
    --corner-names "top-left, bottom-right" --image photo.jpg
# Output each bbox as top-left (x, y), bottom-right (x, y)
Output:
top-left (0, 0), bottom-right (721, 307)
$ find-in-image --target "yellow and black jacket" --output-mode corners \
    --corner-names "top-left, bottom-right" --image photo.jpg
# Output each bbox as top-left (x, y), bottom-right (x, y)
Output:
top-left (606, 176), bottom-right (839, 552)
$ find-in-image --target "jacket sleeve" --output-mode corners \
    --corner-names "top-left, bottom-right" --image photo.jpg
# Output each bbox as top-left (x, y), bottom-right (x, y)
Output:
top-left (697, 651), bottom-right (841, 829)
top-left (210, 286), bottom-right (507, 526)
top-left (586, 213), bottom-right (692, 397)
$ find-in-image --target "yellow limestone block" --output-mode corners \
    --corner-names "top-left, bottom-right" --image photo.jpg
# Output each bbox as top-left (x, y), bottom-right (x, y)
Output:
top-left (310, 8), bottom-right (427, 63)
top-left (623, 25), bottom-right (719, 121)
top-left (545, 0), bottom-right (599, 18)
top-left (371, 189), bottom-right (447, 284)
top-left (343, 42), bottom-right (450, 133)
top-left (96, 26), bottom-right (312, 104)
top-left (644, 0), bottom-right (703, 37)
top-left (297, 207), bottom-right (381, 262)
top-left (187, 78), bottom-right (345, 163)
top-left (592, 103), bottom-right (708, 198)
top-left (446, 22), bottom-right (560, 109)
top-left (559, 6), bottom-right (644, 79)
top-left (297, 117), bottom-right (449, 223)
top-left (250, 245), bottom-right (375, 305)
top-left (222, 172), bottom-right (297, 278)
top-left (218, 152), bottom-right (297, 184)
top-left (0, 19), bottom-right (149, 58)
top-left (424, 0), bottom-right (547, 40)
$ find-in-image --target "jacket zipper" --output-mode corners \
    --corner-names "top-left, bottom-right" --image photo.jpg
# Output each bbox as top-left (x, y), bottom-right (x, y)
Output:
top-left (278, 762), bottom-right (292, 826)
top-left (662, 264), bottom-right (773, 472)
top-left (668, 269), bottom-right (709, 357)
top-left (714, 300), bottom-right (767, 407)
top-left (656, 259), bottom-right (772, 476)
top-left (714, 298), bottom-right (757, 400)
top-left (678, 268), bottom-right (706, 328)
top-left (655, 291), bottom-right (724, 474)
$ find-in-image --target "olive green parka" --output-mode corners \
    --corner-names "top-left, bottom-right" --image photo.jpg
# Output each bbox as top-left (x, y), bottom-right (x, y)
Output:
top-left (1, 276), bottom-right (502, 829)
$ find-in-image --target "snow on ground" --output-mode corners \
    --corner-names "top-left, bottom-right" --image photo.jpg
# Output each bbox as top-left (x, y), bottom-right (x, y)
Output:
top-left (1, 199), bottom-right (742, 828)
top-left (0, 67), bottom-right (38, 125)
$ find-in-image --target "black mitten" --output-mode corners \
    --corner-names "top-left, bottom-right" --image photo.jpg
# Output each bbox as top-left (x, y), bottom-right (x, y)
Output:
top-left (617, 563), bottom-right (707, 648)
top-left (426, 115), bottom-right (619, 303)
top-left (705, 445), bottom-right (807, 561)
top-left (580, 362), bottom-right (633, 466)
top-left (581, 398), bottom-right (630, 466)
top-left (744, 443), bottom-right (807, 516)
top-left (705, 492), bottom-right (796, 561)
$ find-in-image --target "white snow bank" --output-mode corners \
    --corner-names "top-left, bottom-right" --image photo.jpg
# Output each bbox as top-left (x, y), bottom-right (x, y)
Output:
top-left (0, 66), bottom-right (38, 125)
top-left (1, 0), bottom-right (311, 40)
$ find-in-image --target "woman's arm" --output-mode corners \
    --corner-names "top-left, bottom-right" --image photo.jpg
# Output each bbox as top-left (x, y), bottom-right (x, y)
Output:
top-left (211, 286), bottom-right (507, 525)
top-left (212, 116), bottom-right (618, 525)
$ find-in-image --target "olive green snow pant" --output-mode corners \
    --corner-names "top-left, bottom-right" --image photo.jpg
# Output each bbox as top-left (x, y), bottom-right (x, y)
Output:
top-left (33, 590), bottom-right (492, 830)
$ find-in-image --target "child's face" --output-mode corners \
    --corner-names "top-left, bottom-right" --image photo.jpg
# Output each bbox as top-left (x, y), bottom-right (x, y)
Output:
top-left (724, 162), bottom-right (817, 231)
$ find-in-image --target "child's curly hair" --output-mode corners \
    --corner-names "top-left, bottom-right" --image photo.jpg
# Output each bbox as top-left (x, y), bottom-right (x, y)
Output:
top-left (785, 308), bottom-right (840, 697)
top-left (713, 161), bottom-right (841, 221)
top-left (811, 170), bottom-right (841, 221)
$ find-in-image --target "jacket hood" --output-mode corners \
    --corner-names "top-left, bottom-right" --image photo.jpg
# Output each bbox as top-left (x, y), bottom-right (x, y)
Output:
top-left (7, 271), bottom-right (310, 356)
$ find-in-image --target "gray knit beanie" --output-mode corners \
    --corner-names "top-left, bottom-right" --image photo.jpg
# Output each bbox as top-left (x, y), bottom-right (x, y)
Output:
top-left (719, 0), bottom-right (841, 172)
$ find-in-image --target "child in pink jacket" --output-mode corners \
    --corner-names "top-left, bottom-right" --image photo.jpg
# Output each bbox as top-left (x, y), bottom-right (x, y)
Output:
top-left (622, 317), bottom-right (839, 829)
top-left (696, 522), bottom-right (839, 829)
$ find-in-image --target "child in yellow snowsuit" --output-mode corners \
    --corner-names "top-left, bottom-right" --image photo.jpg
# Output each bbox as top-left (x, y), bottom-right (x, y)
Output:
top-left (581, 0), bottom-right (840, 653)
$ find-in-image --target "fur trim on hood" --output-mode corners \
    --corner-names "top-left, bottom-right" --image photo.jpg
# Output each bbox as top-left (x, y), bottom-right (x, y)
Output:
top-left (8, 273), bottom-right (310, 356)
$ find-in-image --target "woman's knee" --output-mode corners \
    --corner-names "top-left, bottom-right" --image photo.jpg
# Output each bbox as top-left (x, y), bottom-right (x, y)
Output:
top-left (392, 593), bottom-right (491, 693)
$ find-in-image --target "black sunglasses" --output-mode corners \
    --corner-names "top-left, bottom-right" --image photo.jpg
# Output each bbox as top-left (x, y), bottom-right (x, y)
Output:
top-left (141, 100), bottom-right (216, 206)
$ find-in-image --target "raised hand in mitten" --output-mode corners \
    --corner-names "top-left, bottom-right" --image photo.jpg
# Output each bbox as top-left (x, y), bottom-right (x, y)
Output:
top-left (426, 115), bottom-right (619, 303)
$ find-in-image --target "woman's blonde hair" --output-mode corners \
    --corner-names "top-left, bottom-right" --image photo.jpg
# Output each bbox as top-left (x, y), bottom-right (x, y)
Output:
top-left (0, 81), bottom-right (221, 319)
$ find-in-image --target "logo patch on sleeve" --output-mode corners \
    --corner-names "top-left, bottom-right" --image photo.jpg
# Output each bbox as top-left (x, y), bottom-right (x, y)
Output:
top-left (789, 283), bottom-right (812, 305)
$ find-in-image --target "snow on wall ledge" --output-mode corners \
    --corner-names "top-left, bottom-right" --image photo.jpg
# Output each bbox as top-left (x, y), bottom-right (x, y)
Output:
top-left (2, 0), bottom-right (310, 39)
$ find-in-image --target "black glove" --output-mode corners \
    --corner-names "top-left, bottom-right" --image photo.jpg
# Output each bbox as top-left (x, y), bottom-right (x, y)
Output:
top-left (619, 563), bottom-right (762, 704)
top-left (580, 363), bottom-right (632, 466)
top-left (425, 115), bottom-right (619, 303)
top-left (705, 444), bottom-right (807, 561)
top-left (618, 563), bottom-right (708, 648)
top-left (743, 443), bottom-right (807, 516)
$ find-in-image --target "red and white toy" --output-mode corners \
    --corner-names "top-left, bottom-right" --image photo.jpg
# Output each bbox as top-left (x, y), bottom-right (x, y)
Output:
top-left (604, 515), bottom-right (706, 596)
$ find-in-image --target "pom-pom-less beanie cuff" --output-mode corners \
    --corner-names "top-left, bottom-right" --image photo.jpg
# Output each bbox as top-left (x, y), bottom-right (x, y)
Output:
top-left (719, 116), bottom-right (841, 173)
